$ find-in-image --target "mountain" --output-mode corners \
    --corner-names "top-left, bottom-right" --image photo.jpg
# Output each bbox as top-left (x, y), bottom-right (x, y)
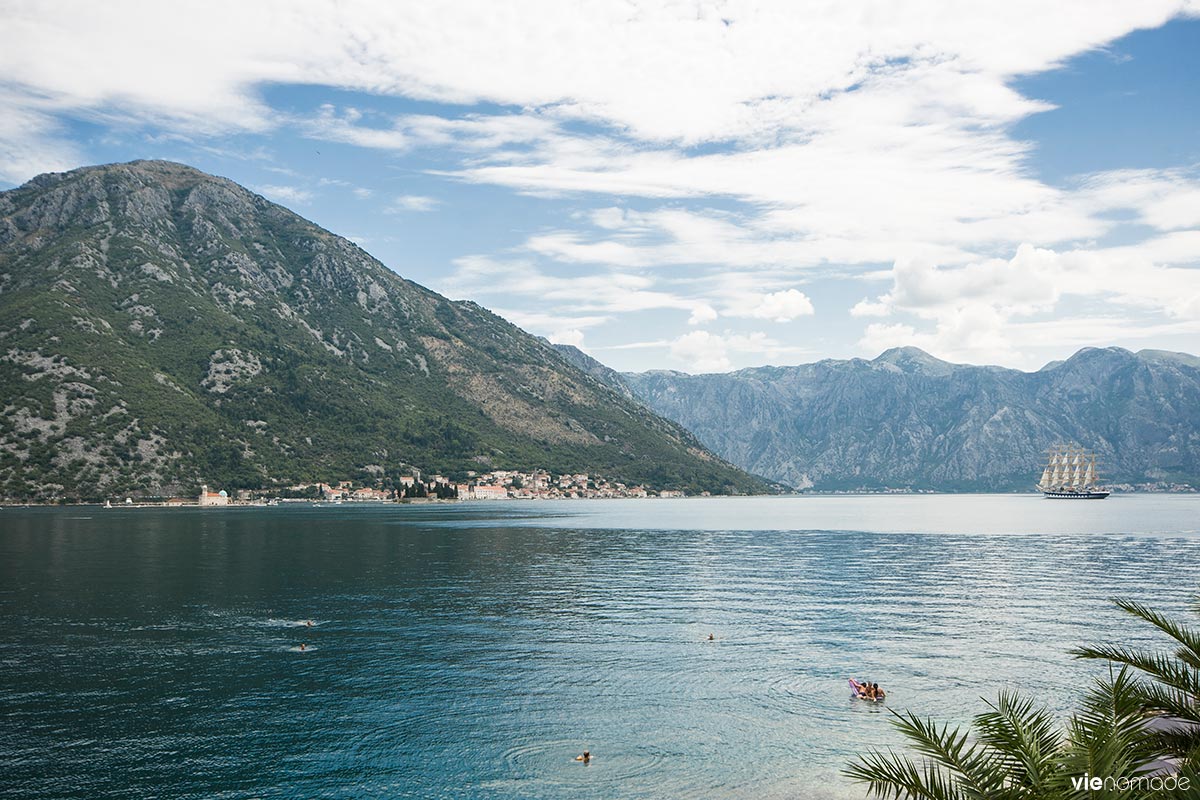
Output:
top-left (0, 160), bottom-right (766, 501)
top-left (617, 346), bottom-right (1200, 491)
top-left (552, 343), bottom-right (638, 401)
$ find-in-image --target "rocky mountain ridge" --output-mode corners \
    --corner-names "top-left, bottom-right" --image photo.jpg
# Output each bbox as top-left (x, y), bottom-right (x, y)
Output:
top-left (554, 344), bottom-right (1200, 491)
top-left (0, 160), bottom-right (766, 501)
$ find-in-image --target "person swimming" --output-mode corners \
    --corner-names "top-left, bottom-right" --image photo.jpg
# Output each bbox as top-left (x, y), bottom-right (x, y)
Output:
top-left (708, 633), bottom-right (714, 641)
top-left (575, 750), bottom-right (591, 764)
top-left (305, 620), bottom-right (314, 627)
top-left (872, 682), bottom-right (885, 699)
top-left (299, 643), bottom-right (306, 651)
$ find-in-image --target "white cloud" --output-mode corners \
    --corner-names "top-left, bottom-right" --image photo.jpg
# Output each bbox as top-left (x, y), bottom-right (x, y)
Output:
top-left (0, 94), bottom-right (81, 184)
top-left (888, 245), bottom-right (1063, 315)
top-left (854, 239), bottom-right (1200, 365)
top-left (252, 184), bottom-right (313, 205)
top-left (304, 105), bottom-right (411, 151)
top-left (688, 304), bottom-right (718, 325)
top-left (386, 194), bottom-right (440, 213)
top-left (850, 298), bottom-right (890, 317)
top-left (549, 328), bottom-right (585, 347)
top-left (670, 331), bottom-right (736, 372)
top-left (439, 256), bottom-right (698, 316)
top-left (859, 322), bottom-right (922, 356)
top-left (669, 330), bottom-right (795, 373)
top-left (1, 3), bottom-right (1193, 272)
top-left (1, 1), bottom-right (1189, 147)
top-left (1074, 168), bottom-right (1200, 231)
top-left (490, 308), bottom-right (610, 335)
top-left (444, 255), bottom-right (818, 335)
top-left (2, 1), bottom-right (1198, 370)
top-left (0, 2), bottom-right (1187, 165)
top-left (746, 289), bottom-right (814, 322)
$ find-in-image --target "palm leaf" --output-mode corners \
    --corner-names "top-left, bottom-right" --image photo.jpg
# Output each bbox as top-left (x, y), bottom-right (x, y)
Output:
top-left (1132, 682), bottom-right (1200, 725)
top-left (1111, 600), bottom-right (1200, 664)
top-left (1071, 645), bottom-right (1200, 698)
top-left (888, 710), bottom-right (1010, 797)
top-left (1056, 668), bottom-right (1162, 795)
top-left (974, 691), bottom-right (1062, 793)
top-left (844, 748), bottom-right (969, 800)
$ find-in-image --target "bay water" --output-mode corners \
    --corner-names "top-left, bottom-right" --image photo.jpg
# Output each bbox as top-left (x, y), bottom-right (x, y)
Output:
top-left (2, 495), bottom-right (1199, 799)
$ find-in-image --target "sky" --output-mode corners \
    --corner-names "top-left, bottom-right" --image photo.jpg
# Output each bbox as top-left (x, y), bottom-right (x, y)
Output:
top-left (1, 1), bottom-right (1199, 373)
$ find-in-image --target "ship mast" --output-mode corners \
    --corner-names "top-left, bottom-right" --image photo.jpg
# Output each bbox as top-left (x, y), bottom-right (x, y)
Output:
top-left (1052, 446), bottom-right (1067, 489)
top-left (1083, 451), bottom-right (1097, 489)
top-left (1040, 442), bottom-right (1108, 498)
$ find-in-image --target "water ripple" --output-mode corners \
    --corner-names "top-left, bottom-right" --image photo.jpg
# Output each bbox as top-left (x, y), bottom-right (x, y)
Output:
top-left (1, 497), bottom-right (1199, 799)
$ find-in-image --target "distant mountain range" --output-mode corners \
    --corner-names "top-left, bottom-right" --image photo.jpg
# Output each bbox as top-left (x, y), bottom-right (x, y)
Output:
top-left (555, 344), bottom-right (1200, 491)
top-left (0, 161), bottom-right (765, 501)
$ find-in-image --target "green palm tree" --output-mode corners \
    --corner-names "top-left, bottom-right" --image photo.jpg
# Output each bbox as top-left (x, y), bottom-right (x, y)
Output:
top-left (844, 668), bottom-right (1162, 799)
top-left (1073, 599), bottom-right (1200, 775)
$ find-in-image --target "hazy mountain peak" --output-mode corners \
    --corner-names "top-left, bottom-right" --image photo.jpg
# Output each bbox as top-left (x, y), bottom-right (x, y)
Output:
top-left (1072, 346), bottom-right (1135, 359)
top-left (1136, 349), bottom-right (1200, 368)
top-left (872, 346), bottom-right (955, 375)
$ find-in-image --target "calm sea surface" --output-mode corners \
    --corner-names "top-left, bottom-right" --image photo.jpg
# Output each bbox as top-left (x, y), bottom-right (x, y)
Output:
top-left (2, 495), bottom-right (1199, 799)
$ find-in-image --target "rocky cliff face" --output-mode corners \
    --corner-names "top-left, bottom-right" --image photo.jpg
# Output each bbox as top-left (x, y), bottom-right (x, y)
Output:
top-left (617, 347), bottom-right (1200, 491)
top-left (0, 161), bottom-right (764, 500)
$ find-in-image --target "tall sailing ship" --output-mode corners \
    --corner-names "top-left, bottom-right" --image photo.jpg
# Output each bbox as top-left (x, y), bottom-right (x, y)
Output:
top-left (1037, 444), bottom-right (1110, 499)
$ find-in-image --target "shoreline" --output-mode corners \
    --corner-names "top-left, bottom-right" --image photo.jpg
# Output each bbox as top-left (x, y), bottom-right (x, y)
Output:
top-left (3, 488), bottom-right (1198, 510)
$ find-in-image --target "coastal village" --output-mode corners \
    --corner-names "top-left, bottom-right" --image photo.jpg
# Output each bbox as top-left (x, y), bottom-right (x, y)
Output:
top-left (103, 469), bottom-right (1196, 508)
top-left (178, 469), bottom-right (690, 507)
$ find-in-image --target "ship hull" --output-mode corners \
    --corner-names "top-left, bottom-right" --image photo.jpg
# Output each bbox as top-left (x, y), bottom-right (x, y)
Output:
top-left (1041, 490), bottom-right (1110, 499)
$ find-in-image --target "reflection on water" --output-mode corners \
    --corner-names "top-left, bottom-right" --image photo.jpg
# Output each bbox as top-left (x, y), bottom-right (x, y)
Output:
top-left (1, 496), bottom-right (1198, 799)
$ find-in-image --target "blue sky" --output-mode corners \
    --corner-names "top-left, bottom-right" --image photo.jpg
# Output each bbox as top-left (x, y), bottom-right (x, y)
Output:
top-left (1, 1), bottom-right (1198, 372)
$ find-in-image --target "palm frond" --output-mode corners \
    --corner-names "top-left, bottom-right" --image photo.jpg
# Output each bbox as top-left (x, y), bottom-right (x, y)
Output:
top-left (1112, 599), bottom-right (1200, 663)
top-left (974, 691), bottom-right (1063, 793)
top-left (1180, 740), bottom-right (1200, 774)
top-left (1071, 645), bottom-right (1200, 697)
top-left (1057, 668), bottom-right (1162, 792)
top-left (1147, 728), bottom-right (1200, 764)
top-left (844, 748), bottom-right (968, 800)
top-left (1133, 682), bottom-right (1200, 725)
top-left (888, 710), bottom-right (1009, 797)
top-left (1175, 646), bottom-right (1200, 672)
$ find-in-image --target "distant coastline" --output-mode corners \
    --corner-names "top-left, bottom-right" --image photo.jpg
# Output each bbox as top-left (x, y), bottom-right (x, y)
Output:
top-left (5, 485), bottom-right (1198, 510)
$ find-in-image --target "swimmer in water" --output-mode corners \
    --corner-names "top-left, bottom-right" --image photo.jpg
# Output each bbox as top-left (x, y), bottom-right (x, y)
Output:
top-left (305, 620), bottom-right (314, 627)
top-left (708, 633), bottom-right (714, 641)
top-left (299, 643), bottom-right (306, 651)
top-left (575, 750), bottom-right (591, 764)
